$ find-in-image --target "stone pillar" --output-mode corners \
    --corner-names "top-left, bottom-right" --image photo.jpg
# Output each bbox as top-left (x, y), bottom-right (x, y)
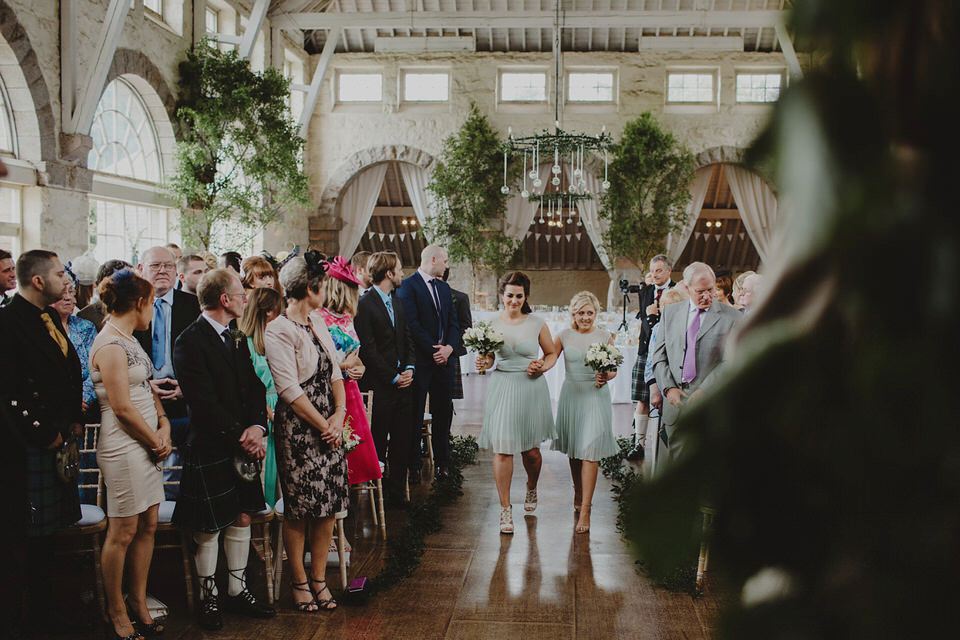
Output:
top-left (308, 213), bottom-right (341, 255)
top-left (32, 159), bottom-right (93, 259)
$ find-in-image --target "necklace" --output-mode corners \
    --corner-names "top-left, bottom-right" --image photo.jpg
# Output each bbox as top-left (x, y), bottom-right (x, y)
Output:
top-left (105, 320), bottom-right (137, 343)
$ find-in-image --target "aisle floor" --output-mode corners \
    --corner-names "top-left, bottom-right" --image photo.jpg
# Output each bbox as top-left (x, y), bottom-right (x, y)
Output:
top-left (59, 374), bottom-right (722, 639)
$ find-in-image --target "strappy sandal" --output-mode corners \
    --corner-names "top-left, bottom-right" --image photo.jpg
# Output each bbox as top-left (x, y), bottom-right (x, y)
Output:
top-left (575, 505), bottom-right (592, 534)
top-left (524, 487), bottom-right (538, 512)
top-left (127, 602), bottom-right (164, 636)
top-left (310, 578), bottom-right (338, 611)
top-left (499, 505), bottom-right (514, 534)
top-left (291, 580), bottom-right (318, 612)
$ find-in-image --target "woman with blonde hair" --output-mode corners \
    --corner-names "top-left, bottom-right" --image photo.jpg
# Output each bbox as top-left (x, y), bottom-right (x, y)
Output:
top-left (239, 287), bottom-right (285, 506)
top-left (551, 290), bottom-right (619, 534)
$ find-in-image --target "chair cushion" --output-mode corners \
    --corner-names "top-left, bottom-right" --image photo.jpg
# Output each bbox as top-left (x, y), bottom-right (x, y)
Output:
top-left (157, 500), bottom-right (176, 524)
top-left (75, 503), bottom-right (105, 526)
top-left (274, 497), bottom-right (284, 516)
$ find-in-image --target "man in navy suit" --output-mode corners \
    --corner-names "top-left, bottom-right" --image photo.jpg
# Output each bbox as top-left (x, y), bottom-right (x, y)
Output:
top-left (397, 245), bottom-right (461, 478)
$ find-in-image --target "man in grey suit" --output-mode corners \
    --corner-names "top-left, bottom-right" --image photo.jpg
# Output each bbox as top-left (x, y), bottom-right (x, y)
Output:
top-left (652, 261), bottom-right (741, 463)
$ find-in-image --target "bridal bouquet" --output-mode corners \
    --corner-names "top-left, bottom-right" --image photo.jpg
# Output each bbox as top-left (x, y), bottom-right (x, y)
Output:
top-left (341, 415), bottom-right (362, 453)
top-left (584, 342), bottom-right (624, 387)
top-left (463, 322), bottom-right (505, 375)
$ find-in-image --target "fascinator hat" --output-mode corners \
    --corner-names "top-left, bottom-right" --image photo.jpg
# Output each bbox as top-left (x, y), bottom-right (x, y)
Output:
top-left (324, 255), bottom-right (363, 286)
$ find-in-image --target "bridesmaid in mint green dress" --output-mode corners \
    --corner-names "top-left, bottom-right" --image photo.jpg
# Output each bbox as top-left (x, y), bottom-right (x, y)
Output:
top-left (552, 290), bottom-right (619, 534)
top-left (476, 272), bottom-right (558, 535)
top-left (239, 287), bottom-right (285, 507)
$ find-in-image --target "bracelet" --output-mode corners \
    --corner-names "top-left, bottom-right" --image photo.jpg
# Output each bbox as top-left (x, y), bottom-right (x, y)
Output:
top-left (157, 414), bottom-right (169, 420)
top-left (335, 405), bottom-right (346, 412)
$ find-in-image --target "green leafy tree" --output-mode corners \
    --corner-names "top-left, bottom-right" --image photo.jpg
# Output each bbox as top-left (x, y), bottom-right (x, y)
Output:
top-left (168, 42), bottom-right (310, 251)
top-left (426, 104), bottom-right (519, 285)
top-left (599, 112), bottom-right (695, 267)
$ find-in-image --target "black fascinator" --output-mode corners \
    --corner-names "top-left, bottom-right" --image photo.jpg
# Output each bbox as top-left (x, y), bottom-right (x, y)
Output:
top-left (303, 250), bottom-right (328, 277)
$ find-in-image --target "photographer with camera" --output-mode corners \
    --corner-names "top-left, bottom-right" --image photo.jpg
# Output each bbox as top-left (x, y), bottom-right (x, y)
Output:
top-left (626, 254), bottom-right (675, 462)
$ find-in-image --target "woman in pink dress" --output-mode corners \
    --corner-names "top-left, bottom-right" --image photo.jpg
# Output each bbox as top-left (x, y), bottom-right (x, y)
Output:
top-left (313, 256), bottom-right (382, 485)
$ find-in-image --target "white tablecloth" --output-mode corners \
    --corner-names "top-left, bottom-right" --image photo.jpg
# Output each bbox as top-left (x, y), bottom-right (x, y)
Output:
top-left (460, 310), bottom-right (640, 404)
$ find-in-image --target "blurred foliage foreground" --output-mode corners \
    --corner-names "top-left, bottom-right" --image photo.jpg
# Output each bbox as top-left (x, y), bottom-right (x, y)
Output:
top-left (621, 2), bottom-right (960, 638)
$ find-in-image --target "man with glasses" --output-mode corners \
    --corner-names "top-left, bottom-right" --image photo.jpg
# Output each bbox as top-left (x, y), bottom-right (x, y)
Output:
top-left (136, 246), bottom-right (200, 495)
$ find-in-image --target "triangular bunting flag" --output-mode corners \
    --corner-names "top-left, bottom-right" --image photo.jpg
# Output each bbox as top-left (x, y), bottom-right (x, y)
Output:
top-left (565, 234), bottom-right (572, 242)
top-left (389, 234), bottom-right (396, 242)
top-left (368, 231), bottom-right (375, 239)
top-left (695, 232), bottom-right (702, 240)
top-left (739, 232), bottom-right (745, 240)
top-left (399, 233), bottom-right (406, 240)
top-left (378, 233), bottom-right (385, 241)
top-left (727, 234), bottom-right (733, 242)
top-left (412, 231), bottom-right (417, 239)
top-left (535, 233), bottom-right (541, 240)
top-left (575, 233), bottom-right (582, 240)
top-left (526, 231), bottom-right (533, 238)
top-left (553, 234), bottom-right (561, 242)
top-left (714, 234), bottom-right (721, 242)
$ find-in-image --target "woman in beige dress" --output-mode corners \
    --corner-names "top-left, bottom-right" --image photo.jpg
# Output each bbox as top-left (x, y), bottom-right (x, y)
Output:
top-left (90, 270), bottom-right (172, 639)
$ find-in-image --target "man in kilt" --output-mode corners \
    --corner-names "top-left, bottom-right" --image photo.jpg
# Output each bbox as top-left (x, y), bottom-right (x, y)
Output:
top-left (627, 254), bottom-right (675, 462)
top-left (0, 249), bottom-right (84, 635)
top-left (172, 268), bottom-right (275, 630)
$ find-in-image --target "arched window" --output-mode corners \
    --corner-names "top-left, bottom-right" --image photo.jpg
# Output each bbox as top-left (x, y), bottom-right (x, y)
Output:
top-left (0, 77), bottom-right (21, 256)
top-left (0, 80), bottom-right (13, 154)
top-left (87, 77), bottom-right (177, 264)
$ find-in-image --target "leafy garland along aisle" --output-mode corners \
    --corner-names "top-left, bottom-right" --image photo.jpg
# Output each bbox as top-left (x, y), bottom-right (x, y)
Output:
top-left (600, 436), bottom-right (701, 597)
top-left (368, 435), bottom-right (480, 595)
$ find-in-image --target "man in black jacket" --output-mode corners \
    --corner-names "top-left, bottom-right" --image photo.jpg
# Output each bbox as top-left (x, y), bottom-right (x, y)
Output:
top-left (355, 251), bottom-right (417, 507)
top-left (0, 249), bottom-right (84, 633)
top-left (172, 268), bottom-right (274, 630)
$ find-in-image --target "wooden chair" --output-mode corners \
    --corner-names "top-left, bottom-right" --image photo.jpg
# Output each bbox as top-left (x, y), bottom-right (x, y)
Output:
top-left (272, 500), bottom-right (349, 603)
top-left (350, 390), bottom-right (386, 539)
top-left (54, 423), bottom-right (107, 616)
top-left (696, 506), bottom-right (717, 590)
top-left (154, 447), bottom-right (196, 613)
top-left (422, 395), bottom-right (435, 472)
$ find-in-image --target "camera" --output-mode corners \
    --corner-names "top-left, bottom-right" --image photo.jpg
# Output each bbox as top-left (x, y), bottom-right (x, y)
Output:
top-left (619, 278), bottom-right (643, 295)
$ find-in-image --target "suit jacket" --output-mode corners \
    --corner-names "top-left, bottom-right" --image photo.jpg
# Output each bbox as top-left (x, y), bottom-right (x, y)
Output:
top-left (0, 294), bottom-right (83, 450)
top-left (450, 288), bottom-right (472, 357)
top-left (355, 288), bottom-right (416, 389)
top-left (77, 299), bottom-right (107, 332)
top-left (637, 280), bottom-right (676, 353)
top-left (396, 273), bottom-right (461, 369)
top-left (172, 317), bottom-right (267, 453)
top-left (135, 289), bottom-right (200, 419)
top-left (651, 300), bottom-right (742, 399)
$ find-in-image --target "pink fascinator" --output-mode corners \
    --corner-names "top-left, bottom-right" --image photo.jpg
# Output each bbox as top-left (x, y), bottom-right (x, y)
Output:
top-left (324, 255), bottom-right (363, 286)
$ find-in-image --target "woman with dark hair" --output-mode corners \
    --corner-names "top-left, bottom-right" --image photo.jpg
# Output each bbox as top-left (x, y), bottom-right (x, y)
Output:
top-left (90, 270), bottom-right (172, 639)
top-left (476, 271), bottom-right (558, 534)
top-left (239, 287), bottom-right (285, 506)
top-left (714, 273), bottom-right (736, 306)
top-left (52, 280), bottom-right (98, 418)
top-left (265, 252), bottom-right (348, 611)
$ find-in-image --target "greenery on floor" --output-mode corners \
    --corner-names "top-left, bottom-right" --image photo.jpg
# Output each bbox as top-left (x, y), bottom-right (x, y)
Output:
top-left (367, 435), bottom-right (480, 595)
top-left (600, 436), bottom-right (702, 598)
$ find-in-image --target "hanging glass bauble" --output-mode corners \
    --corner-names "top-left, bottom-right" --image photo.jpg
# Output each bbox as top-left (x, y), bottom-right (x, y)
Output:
top-left (533, 178), bottom-right (542, 188)
top-left (500, 185), bottom-right (510, 194)
top-left (521, 190), bottom-right (529, 199)
top-left (602, 180), bottom-right (611, 190)
top-left (552, 164), bottom-right (561, 175)
top-left (529, 170), bottom-right (538, 179)
top-left (551, 176), bottom-right (561, 186)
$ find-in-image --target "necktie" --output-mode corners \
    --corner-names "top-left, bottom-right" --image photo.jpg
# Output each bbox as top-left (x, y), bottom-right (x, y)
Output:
top-left (221, 328), bottom-right (234, 352)
top-left (656, 287), bottom-right (663, 304)
top-left (152, 298), bottom-right (168, 370)
top-left (42, 312), bottom-right (68, 357)
top-left (681, 308), bottom-right (703, 383)
top-left (385, 295), bottom-right (395, 327)
top-left (429, 279), bottom-right (444, 343)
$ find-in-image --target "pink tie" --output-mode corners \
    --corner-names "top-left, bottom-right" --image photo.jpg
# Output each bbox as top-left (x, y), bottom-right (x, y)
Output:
top-left (681, 308), bottom-right (703, 383)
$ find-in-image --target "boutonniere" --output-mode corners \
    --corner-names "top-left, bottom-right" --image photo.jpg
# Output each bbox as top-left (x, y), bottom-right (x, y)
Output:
top-left (229, 328), bottom-right (246, 349)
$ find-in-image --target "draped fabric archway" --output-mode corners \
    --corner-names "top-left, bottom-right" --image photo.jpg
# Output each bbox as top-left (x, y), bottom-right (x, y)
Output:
top-left (337, 163), bottom-right (389, 257)
top-left (398, 163), bottom-right (434, 227)
top-left (665, 166), bottom-right (713, 264)
top-left (506, 163), bottom-right (553, 241)
top-left (573, 164), bottom-right (614, 271)
top-left (725, 164), bottom-right (779, 262)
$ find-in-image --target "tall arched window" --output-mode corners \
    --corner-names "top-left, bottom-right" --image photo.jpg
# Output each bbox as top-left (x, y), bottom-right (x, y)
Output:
top-left (0, 77), bottom-right (21, 256)
top-left (88, 77), bottom-right (177, 264)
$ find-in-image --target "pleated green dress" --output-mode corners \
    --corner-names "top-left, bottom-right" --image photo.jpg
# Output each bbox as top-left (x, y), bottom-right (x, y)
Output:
top-left (478, 314), bottom-right (555, 454)
top-left (551, 327), bottom-right (619, 462)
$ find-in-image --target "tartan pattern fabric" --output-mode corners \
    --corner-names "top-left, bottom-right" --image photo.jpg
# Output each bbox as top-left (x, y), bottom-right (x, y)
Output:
top-left (27, 450), bottom-right (80, 536)
top-left (631, 352), bottom-right (650, 403)
top-left (451, 354), bottom-right (464, 400)
top-left (172, 449), bottom-right (266, 533)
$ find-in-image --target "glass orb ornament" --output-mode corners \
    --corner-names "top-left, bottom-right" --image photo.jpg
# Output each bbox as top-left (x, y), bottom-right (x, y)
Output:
top-left (568, 184), bottom-right (577, 194)
top-left (579, 178), bottom-right (587, 189)
top-left (533, 178), bottom-right (542, 188)
top-left (552, 164), bottom-right (561, 175)
top-left (551, 176), bottom-right (561, 186)
top-left (500, 185), bottom-right (510, 194)
top-left (538, 216), bottom-right (545, 224)
top-left (521, 190), bottom-right (529, 199)
top-left (573, 169), bottom-right (582, 179)
top-left (577, 218), bottom-right (583, 227)
top-left (602, 180), bottom-right (611, 190)
top-left (528, 170), bottom-right (538, 179)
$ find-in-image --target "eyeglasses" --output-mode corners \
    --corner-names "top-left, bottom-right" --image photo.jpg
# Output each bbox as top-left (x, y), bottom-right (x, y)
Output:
top-left (226, 292), bottom-right (247, 301)
top-left (147, 262), bottom-right (177, 273)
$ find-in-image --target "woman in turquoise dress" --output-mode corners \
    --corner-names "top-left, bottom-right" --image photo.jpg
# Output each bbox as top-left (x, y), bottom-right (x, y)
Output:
top-left (476, 271), bottom-right (558, 534)
top-left (239, 287), bottom-right (285, 506)
top-left (552, 291), bottom-right (619, 534)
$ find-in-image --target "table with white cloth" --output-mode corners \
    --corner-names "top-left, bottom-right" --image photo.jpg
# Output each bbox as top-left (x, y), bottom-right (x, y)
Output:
top-left (460, 309), bottom-right (640, 404)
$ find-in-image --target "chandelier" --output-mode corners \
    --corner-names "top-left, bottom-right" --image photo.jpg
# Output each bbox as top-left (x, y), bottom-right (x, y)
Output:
top-left (500, 1), bottom-right (612, 229)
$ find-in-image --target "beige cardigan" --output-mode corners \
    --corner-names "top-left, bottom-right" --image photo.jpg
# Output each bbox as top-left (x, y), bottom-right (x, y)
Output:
top-left (264, 313), bottom-right (344, 406)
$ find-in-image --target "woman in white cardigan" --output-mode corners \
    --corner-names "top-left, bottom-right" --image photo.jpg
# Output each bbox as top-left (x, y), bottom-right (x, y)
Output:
top-left (265, 252), bottom-right (347, 612)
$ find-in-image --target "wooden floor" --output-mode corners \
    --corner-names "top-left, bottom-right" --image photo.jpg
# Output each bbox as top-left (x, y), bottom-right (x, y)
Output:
top-left (62, 374), bottom-right (722, 639)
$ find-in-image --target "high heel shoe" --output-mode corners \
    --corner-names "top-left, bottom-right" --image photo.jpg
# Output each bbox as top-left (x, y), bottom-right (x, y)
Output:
top-left (291, 580), bottom-right (318, 612)
top-left (127, 603), bottom-right (164, 636)
top-left (524, 487), bottom-right (538, 512)
top-left (575, 504), bottom-right (592, 534)
top-left (310, 577), bottom-right (338, 610)
top-left (104, 620), bottom-right (143, 640)
top-left (499, 505), bottom-right (514, 534)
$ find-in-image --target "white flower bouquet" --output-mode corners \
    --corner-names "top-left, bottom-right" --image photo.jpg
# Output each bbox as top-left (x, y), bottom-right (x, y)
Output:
top-left (463, 322), bottom-right (505, 375)
top-left (584, 342), bottom-right (624, 387)
top-left (342, 416), bottom-right (362, 453)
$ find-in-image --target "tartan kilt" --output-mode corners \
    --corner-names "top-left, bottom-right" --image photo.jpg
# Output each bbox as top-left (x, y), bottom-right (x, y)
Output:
top-left (27, 450), bottom-right (81, 537)
top-left (631, 351), bottom-right (650, 403)
top-left (452, 355), bottom-right (464, 400)
top-left (172, 448), bottom-right (266, 533)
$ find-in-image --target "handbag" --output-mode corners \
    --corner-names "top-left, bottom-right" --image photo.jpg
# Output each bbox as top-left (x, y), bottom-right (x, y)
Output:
top-left (233, 455), bottom-right (262, 483)
top-left (55, 435), bottom-right (81, 483)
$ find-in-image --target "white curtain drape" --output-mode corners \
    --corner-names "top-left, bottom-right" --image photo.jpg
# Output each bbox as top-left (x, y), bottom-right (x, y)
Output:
top-left (337, 162), bottom-right (389, 257)
top-left (398, 163), bottom-right (435, 228)
top-left (665, 165), bottom-right (713, 264)
top-left (725, 164), bottom-right (778, 263)
top-left (507, 163), bottom-right (555, 240)
top-left (574, 163), bottom-right (614, 270)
